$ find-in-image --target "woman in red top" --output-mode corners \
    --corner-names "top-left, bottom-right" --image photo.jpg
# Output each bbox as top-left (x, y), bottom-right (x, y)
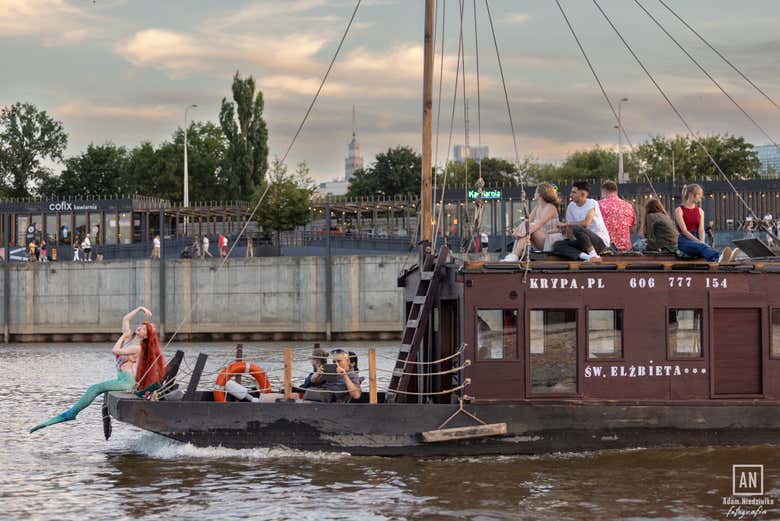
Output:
top-left (673, 184), bottom-right (728, 262)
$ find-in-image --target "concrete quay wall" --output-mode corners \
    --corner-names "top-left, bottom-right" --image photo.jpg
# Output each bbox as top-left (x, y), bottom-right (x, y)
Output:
top-left (1, 256), bottom-right (409, 342)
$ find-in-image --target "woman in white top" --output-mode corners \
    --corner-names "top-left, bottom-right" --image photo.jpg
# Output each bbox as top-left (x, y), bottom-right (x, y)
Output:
top-left (82, 233), bottom-right (92, 262)
top-left (151, 234), bottom-right (161, 259)
top-left (502, 183), bottom-right (563, 262)
top-left (202, 235), bottom-right (212, 258)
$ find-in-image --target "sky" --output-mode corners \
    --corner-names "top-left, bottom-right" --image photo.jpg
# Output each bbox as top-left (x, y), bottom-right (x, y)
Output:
top-left (1, 0), bottom-right (779, 182)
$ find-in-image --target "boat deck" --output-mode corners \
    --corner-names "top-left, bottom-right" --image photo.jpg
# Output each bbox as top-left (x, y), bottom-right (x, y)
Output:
top-left (463, 254), bottom-right (780, 273)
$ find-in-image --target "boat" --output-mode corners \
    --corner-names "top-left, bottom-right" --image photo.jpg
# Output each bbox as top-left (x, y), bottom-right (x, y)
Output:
top-left (108, 1), bottom-right (780, 456)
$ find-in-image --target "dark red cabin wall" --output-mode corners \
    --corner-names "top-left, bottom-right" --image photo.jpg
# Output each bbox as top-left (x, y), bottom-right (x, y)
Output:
top-left (463, 270), bottom-right (779, 403)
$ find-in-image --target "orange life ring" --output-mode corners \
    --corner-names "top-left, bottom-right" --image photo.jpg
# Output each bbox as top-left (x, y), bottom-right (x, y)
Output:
top-left (213, 361), bottom-right (272, 402)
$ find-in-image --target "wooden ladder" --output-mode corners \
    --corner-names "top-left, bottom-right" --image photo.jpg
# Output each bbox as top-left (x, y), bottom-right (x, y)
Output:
top-left (386, 246), bottom-right (449, 403)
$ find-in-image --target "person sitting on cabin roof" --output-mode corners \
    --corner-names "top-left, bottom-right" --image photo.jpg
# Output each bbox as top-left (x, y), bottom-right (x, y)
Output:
top-left (303, 349), bottom-right (361, 402)
top-left (300, 347), bottom-right (329, 389)
top-left (674, 184), bottom-right (734, 263)
top-left (598, 180), bottom-right (636, 252)
top-left (501, 183), bottom-right (563, 262)
top-left (641, 198), bottom-right (678, 253)
top-left (551, 181), bottom-right (611, 262)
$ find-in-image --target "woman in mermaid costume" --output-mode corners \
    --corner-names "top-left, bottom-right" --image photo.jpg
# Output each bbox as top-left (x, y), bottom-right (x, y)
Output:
top-left (30, 306), bottom-right (166, 433)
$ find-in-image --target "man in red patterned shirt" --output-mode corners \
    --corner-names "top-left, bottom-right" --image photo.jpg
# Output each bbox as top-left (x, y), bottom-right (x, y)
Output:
top-left (598, 180), bottom-right (636, 251)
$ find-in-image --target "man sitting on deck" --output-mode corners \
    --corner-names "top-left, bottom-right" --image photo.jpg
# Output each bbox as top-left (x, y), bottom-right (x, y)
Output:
top-left (304, 349), bottom-right (362, 402)
top-left (598, 180), bottom-right (636, 252)
top-left (552, 181), bottom-right (611, 262)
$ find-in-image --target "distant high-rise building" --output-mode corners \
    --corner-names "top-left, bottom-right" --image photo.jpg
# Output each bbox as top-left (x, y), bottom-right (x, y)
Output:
top-left (453, 144), bottom-right (489, 164)
top-left (756, 144), bottom-right (780, 177)
top-left (345, 106), bottom-right (363, 182)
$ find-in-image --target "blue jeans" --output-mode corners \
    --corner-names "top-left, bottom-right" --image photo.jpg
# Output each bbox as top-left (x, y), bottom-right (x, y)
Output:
top-left (678, 235), bottom-right (719, 262)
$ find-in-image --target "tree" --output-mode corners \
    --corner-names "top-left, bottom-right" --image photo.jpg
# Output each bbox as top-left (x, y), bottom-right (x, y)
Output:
top-left (553, 146), bottom-right (638, 182)
top-left (439, 157), bottom-right (521, 187)
top-left (219, 71), bottom-right (269, 199)
top-left (255, 158), bottom-right (315, 234)
top-left (0, 102), bottom-right (67, 197)
top-left (347, 146), bottom-right (421, 198)
top-left (40, 142), bottom-right (129, 198)
top-left (635, 134), bottom-right (761, 182)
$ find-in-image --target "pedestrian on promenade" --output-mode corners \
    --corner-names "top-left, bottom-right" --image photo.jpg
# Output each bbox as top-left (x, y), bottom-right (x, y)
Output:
top-left (73, 236), bottom-right (81, 262)
top-left (192, 235), bottom-right (201, 258)
top-left (151, 234), bottom-right (161, 259)
top-left (40, 240), bottom-right (47, 263)
top-left (202, 235), bottom-right (212, 258)
top-left (82, 233), bottom-right (92, 262)
top-left (218, 233), bottom-right (227, 258)
top-left (246, 235), bottom-right (254, 257)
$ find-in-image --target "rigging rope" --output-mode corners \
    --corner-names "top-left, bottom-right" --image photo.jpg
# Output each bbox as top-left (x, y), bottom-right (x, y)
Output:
top-left (591, 0), bottom-right (759, 220)
top-left (459, 0), bottom-right (471, 254)
top-left (136, 1), bottom-right (363, 388)
top-left (554, 0), bottom-right (659, 199)
top-left (433, 0), bottom-right (466, 248)
top-left (484, 0), bottom-right (521, 169)
top-left (484, 0), bottom-right (531, 262)
top-left (432, 0), bottom-right (446, 241)
top-left (656, 0), bottom-right (780, 112)
top-left (280, 0), bottom-right (362, 165)
top-left (633, 0), bottom-right (779, 149)
top-left (472, 0), bottom-right (483, 182)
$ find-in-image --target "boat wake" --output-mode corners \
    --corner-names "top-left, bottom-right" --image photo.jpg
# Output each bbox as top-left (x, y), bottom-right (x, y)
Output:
top-left (116, 432), bottom-right (349, 461)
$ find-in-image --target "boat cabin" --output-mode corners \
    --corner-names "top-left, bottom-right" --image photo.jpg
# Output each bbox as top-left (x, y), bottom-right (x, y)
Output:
top-left (400, 255), bottom-right (780, 404)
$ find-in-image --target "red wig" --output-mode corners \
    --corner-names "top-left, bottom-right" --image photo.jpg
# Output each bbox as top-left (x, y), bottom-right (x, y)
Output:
top-left (136, 322), bottom-right (166, 389)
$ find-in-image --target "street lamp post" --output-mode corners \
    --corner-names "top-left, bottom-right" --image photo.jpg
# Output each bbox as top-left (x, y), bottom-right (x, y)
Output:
top-left (183, 104), bottom-right (197, 235)
top-left (617, 97), bottom-right (629, 183)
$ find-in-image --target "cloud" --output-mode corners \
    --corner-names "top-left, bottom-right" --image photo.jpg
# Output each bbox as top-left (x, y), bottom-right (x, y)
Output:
top-left (0, 0), bottom-right (105, 46)
top-left (502, 13), bottom-right (531, 25)
top-left (115, 29), bottom-right (328, 76)
top-left (56, 101), bottom-right (175, 121)
top-left (209, 0), bottom-right (329, 31)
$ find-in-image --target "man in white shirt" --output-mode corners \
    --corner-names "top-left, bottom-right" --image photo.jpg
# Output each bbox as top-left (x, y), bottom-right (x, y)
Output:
top-left (552, 181), bottom-right (611, 262)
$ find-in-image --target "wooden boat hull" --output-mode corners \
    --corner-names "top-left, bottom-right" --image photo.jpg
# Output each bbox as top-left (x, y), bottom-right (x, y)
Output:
top-left (107, 392), bottom-right (780, 456)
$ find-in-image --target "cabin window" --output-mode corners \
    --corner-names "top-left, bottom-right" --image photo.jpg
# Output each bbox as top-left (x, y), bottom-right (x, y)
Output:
top-left (588, 310), bottom-right (623, 360)
top-left (772, 309), bottom-right (780, 359)
top-left (530, 310), bottom-right (577, 394)
top-left (668, 309), bottom-right (703, 358)
top-left (476, 309), bottom-right (517, 360)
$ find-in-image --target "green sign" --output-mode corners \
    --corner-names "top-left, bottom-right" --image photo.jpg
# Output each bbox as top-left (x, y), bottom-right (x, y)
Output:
top-left (468, 190), bottom-right (502, 200)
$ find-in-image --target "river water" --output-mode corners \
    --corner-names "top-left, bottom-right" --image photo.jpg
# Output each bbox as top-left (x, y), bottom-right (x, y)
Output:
top-left (2, 342), bottom-right (778, 520)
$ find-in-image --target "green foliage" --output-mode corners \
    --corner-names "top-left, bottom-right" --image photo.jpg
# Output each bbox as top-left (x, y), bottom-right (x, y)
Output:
top-left (634, 134), bottom-right (761, 182)
top-left (38, 122), bottom-right (228, 202)
top-left (0, 102), bottom-right (67, 198)
top-left (347, 146), bottom-right (421, 197)
top-left (220, 71), bottom-right (269, 198)
top-left (41, 142), bottom-right (129, 198)
top-left (439, 157), bottom-right (520, 186)
top-left (254, 158), bottom-right (315, 232)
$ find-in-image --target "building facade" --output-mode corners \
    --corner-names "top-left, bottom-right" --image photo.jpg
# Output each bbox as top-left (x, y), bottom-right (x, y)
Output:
top-left (345, 132), bottom-right (364, 182)
top-left (756, 144), bottom-right (780, 177)
top-left (453, 144), bottom-right (489, 164)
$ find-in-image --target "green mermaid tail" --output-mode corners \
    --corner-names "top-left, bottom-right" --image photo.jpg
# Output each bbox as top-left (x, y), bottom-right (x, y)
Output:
top-left (29, 371), bottom-right (135, 434)
top-left (29, 411), bottom-right (76, 433)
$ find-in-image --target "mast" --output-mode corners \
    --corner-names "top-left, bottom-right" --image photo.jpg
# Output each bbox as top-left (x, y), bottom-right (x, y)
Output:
top-left (421, 0), bottom-right (435, 250)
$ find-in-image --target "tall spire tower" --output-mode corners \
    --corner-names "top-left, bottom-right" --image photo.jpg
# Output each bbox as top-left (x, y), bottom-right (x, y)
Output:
top-left (345, 105), bottom-right (363, 182)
